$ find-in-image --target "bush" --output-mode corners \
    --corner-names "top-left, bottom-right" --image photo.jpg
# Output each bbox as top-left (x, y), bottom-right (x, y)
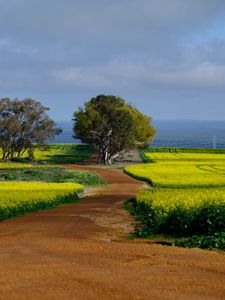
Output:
top-left (174, 232), bottom-right (225, 250)
top-left (130, 189), bottom-right (225, 237)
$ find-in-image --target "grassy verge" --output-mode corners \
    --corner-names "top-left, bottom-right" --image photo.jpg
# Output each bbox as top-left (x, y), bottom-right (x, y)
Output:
top-left (0, 164), bottom-right (105, 186)
top-left (34, 144), bottom-right (94, 163)
top-left (8, 144), bottom-right (94, 164)
top-left (142, 147), bottom-right (225, 154)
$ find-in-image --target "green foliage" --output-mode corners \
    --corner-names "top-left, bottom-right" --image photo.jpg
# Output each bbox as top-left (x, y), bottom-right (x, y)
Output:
top-left (174, 232), bottom-right (225, 250)
top-left (0, 98), bottom-right (61, 159)
top-left (142, 147), bottom-right (225, 157)
top-left (33, 144), bottom-right (94, 163)
top-left (0, 165), bottom-right (105, 186)
top-left (1, 173), bottom-right (17, 180)
top-left (73, 95), bottom-right (156, 165)
top-left (140, 151), bottom-right (153, 163)
top-left (132, 189), bottom-right (225, 236)
top-left (0, 144), bottom-right (94, 164)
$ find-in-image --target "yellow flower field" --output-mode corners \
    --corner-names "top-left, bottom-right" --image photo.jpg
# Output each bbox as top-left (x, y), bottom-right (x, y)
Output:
top-left (0, 163), bottom-right (58, 169)
top-left (144, 152), bottom-right (225, 164)
top-left (0, 182), bottom-right (83, 221)
top-left (125, 149), bottom-right (225, 237)
top-left (125, 161), bottom-right (225, 188)
top-left (0, 163), bottom-right (34, 169)
top-left (137, 188), bottom-right (225, 212)
top-left (135, 187), bottom-right (225, 236)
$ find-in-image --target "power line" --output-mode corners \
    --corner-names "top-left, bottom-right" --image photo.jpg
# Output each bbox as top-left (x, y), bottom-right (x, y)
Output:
top-left (213, 136), bottom-right (217, 149)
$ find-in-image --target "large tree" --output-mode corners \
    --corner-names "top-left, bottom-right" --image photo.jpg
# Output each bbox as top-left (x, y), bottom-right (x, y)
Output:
top-left (0, 98), bottom-right (61, 160)
top-left (73, 95), bottom-right (156, 165)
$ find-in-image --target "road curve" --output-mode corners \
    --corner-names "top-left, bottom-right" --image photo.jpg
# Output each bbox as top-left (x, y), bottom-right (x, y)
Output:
top-left (0, 165), bottom-right (225, 300)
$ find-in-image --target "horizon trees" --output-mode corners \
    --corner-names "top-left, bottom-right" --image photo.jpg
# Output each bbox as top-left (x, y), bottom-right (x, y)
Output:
top-left (73, 94), bottom-right (156, 165)
top-left (0, 98), bottom-right (61, 160)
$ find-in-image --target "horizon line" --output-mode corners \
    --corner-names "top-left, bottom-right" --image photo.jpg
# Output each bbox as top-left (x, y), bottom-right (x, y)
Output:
top-left (55, 119), bottom-right (225, 123)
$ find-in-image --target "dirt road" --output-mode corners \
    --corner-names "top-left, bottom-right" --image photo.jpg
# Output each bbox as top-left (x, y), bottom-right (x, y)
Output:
top-left (0, 165), bottom-right (225, 300)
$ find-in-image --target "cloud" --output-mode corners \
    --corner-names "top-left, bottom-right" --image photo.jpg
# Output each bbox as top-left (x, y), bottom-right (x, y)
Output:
top-left (0, 0), bottom-right (225, 119)
top-left (152, 62), bottom-right (225, 88)
top-left (0, 0), bottom-right (225, 44)
top-left (53, 55), bottom-right (225, 91)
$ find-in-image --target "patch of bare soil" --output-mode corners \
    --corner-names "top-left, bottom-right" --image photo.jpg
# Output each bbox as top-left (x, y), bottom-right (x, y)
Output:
top-left (0, 164), bottom-right (225, 300)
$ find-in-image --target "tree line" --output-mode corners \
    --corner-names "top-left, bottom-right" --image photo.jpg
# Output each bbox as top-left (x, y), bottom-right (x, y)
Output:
top-left (0, 95), bottom-right (156, 164)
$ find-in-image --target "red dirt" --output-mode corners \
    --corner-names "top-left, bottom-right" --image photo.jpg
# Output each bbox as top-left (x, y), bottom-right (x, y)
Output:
top-left (0, 165), bottom-right (225, 300)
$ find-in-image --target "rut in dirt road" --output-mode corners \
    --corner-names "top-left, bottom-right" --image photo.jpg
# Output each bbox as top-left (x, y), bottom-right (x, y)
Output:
top-left (0, 165), bottom-right (225, 300)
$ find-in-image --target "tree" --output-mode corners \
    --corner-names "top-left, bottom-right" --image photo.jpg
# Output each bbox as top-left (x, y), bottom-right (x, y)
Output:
top-left (73, 95), bottom-right (156, 165)
top-left (0, 98), bottom-right (61, 160)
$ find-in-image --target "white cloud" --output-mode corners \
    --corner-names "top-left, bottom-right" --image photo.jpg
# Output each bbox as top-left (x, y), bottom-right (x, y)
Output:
top-left (54, 67), bottom-right (113, 89)
top-left (53, 58), bottom-right (225, 91)
top-left (152, 62), bottom-right (225, 88)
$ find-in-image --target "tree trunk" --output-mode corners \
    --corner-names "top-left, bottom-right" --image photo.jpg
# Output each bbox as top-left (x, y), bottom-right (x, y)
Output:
top-left (2, 150), bottom-right (6, 160)
top-left (108, 153), bottom-right (120, 165)
top-left (97, 150), bottom-right (102, 164)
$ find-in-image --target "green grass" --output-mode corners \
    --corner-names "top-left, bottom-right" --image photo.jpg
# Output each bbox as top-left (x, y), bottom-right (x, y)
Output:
top-left (8, 144), bottom-right (94, 164)
top-left (0, 165), bottom-right (105, 186)
top-left (34, 144), bottom-right (94, 163)
top-left (125, 148), bottom-right (225, 251)
top-left (174, 232), bottom-right (225, 250)
top-left (143, 147), bottom-right (225, 154)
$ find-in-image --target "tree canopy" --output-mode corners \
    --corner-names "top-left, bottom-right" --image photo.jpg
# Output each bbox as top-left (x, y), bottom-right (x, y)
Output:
top-left (0, 98), bottom-right (61, 160)
top-left (73, 95), bottom-right (156, 165)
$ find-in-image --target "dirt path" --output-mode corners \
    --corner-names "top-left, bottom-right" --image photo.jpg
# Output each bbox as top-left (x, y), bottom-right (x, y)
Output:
top-left (0, 165), bottom-right (225, 300)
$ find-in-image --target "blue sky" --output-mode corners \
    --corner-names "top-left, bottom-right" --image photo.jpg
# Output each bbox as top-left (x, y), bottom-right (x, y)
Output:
top-left (0, 0), bottom-right (225, 121)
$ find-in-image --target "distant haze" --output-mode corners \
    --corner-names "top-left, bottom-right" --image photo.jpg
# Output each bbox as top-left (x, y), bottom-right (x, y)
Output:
top-left (0, 1), bottom-right (225, 120)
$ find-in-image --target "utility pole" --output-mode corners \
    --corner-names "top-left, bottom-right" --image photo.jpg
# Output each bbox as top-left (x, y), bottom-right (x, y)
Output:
top-left (213, 136), bottom-right (216, 149)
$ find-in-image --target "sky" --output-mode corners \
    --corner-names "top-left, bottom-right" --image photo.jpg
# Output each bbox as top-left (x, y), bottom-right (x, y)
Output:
top-left (0, 0), bottom-right (225, 121)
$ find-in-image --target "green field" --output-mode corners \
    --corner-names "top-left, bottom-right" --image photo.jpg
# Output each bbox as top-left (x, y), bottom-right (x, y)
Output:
top-left (33, 144), bottom-right (94, 163)
top-left (0, 164), bottom-right (105, 186)
top-left (4, 144), bottom-right (94, 164)
top-left (125, 148), bottom-right (225, 250)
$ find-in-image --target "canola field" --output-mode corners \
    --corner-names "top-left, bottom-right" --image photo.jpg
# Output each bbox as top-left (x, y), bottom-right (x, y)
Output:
top-left (136, 188), bottom-right (225, 236)
top-left (125, 149), bottom-right (225, 240)
top-left (144, 152), bottom-right (225, 163)
top-left (0, 162), bottom-right (92, 221)
top-left (0, 182), bottom-right (83, 221)
top-left (125, 150), bottom-right (225, 188)
top-left (0, 162), bottom-right (60, 169)
top-left (0, 161), bottom-right (106, 221)
top-left (0, 162), bottom-right (38, 169)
